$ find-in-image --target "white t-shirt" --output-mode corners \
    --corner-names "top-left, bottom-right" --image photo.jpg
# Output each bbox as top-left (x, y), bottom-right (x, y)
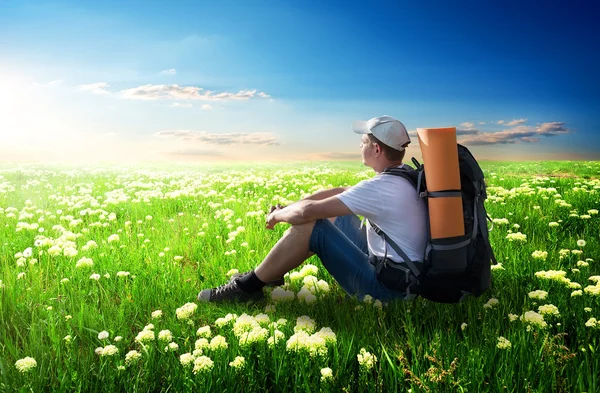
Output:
top-left (336, 165), bottom-right (427, 262)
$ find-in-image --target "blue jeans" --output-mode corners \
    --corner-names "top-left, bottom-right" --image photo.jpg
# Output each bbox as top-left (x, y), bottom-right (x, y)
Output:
top-left (308, 214), bottom-right (407, 302)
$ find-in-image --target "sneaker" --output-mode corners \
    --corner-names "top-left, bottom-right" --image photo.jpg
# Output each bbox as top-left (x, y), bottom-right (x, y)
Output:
top-left (197, 279), bottom-right (263, 303)
top-left (230, 271), bottom-right (285, 287)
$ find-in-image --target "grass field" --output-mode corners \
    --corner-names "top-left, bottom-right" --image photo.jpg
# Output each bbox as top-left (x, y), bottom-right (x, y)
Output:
top-left (1, 160), bottom-right (599, 392)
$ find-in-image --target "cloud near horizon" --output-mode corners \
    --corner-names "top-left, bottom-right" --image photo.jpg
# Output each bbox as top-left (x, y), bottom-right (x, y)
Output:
top-left (121, 84), bottom-right (271, 101)
top-left (165, 148), bottom-right (223, 157)
top-left (156, 130), bottom-right (281, 145)
top-left (317, 152), bottom-right (361, 160)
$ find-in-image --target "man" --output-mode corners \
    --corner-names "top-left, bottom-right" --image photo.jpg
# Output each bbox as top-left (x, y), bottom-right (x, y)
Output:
top-left (197, 115), bottom-right (428, 303)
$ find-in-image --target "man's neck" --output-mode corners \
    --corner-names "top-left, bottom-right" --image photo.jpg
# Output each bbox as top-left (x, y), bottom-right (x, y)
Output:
top-left (375, 161), bottom-right (403, 173)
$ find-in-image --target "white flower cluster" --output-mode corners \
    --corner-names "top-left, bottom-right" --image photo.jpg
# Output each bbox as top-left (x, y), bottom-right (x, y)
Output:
top-left (538, 304), bottom-right (559, 316)
top-left (585, 318), bottom-right (600, 329)
top-left (286, 327), bottom-right (337, 358)
top-left (76, 257), bottom-right (94, 269)
top-left (179, 353), bottom-right (195, 367)
top-left (225, 268), bottom-right (239, 277)
top-left (267, 330), bottom-right (286, 347)
top-left (531, 250), bottom-right (548, 260)
top-left (158, 330), bottom-right (173, 342)
top-left (288, 264), bottom-right (319, 282)
top-left (125, 350), bottom-right (142, 366)
top-left (294, 316), bottom-right (316, 334)
top-left (520, 311), bottom-right (548, 330)
top-left (584, 276), bottom-right (600, 296)
top-left (270, 287), bottom-right (295, 302)
top-left (491, 263), bottom-right (505, 271)
top-left (496, 336), bottom-right (511, 350)
top-left (15, 357), bottom-right (37, 373)
top-left (483, 298), bottom-right (499, 309)
top-left (95, 345), bottom-right (119, 357)
top-left (215, 313), bottom-right (237, 327)
top-left (357, 348), bottom-right (377, 370)
top-left (135, 324), bottom-right (156, 344)
top-left (535, 270), bottom-right (580, 289)
top-left (229, 356), bottom-right (246, 369)
top-left (230, 314), bottom-right (269, 347)
top-left (192, 356), bottom-right (214, 374)
top-left (320, 367), bottom-right (333, 382)
top-left (209, 335), bottom-right (228, 351)
top-left (528, 290), bottom-right (548, 300)
top-left (176, 302), bottom-right (198, 320)
top-left (196, 325), bottom-right (211, 338)
top-left (506, 232), bottom-right (527, 242)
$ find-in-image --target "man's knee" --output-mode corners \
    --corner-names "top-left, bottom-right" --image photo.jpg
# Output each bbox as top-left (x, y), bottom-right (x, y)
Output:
top-left (287, 220), bottom-right (317, 234)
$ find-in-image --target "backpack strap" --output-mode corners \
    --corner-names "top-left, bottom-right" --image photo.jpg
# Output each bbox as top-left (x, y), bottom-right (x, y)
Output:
top-left (472, 179), bottom-right (497, 265)
top-left (368, 220), bottom-right (422, 278)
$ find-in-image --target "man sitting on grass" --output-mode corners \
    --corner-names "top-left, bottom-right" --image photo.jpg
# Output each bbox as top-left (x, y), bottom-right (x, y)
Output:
top-left (198, 115), bottom-right (427, 303)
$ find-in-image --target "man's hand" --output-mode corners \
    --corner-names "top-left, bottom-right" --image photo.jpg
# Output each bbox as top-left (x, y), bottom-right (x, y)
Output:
top-left (266, 204), bottom-right (285, 230)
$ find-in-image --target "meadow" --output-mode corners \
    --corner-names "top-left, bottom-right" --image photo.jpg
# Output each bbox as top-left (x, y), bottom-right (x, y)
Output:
top-left (1, 160), bottom-right (599, 392)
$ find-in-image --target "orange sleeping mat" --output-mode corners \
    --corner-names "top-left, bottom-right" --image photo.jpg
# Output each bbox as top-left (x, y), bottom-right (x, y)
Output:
top-left (416, 127), bottom-right (465, 239)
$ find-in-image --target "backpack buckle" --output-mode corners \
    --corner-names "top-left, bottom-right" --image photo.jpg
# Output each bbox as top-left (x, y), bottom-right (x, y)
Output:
top-left (419, 191), bottom-right (428, 198)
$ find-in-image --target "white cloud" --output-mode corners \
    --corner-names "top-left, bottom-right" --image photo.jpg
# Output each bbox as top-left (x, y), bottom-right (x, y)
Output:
top-left (457, 122), bottom-right (571, 146)
top-left (33, 79), bottom-right (64, 87)
top-left (478, 122), bottom-right (486, 125)
top-left (506, 118), bottom-right (527, 126)
top-left (456, 128), bottom-right (481, 135)
top-left (170, 102), bottom-right (192, 108)
top-left (155, 130), bottom-right (281, 146)
top-left (161, 68), bottom-right (177, 75)
top-left (120, 84), bottom-right (270, 101)
top-left (201, 104), bottom-right (212, 110)
top-left (460, 122), bottom-right (475, 129)
top-left (78, 82), bottom-right (110, 95)
top-left (497, 120), bottom-right (505, 124)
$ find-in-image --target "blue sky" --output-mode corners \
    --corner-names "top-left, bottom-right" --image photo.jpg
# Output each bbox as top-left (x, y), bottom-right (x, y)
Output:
top-left (0, 0), bottom-right (598, 162)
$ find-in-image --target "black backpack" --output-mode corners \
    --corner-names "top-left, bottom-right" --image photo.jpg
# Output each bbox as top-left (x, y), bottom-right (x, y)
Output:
top-left (368, 144), bottom-right (497, 303)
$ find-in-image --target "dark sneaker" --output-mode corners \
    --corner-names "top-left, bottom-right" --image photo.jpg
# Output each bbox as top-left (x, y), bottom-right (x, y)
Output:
top-left (197, 279), bottom-right (263, 303)
top-left (230, 271), bottom-right (285, 287)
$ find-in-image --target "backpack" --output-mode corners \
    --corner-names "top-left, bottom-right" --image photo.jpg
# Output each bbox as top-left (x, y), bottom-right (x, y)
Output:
top-left (368, 143), bottom-right (497, 303)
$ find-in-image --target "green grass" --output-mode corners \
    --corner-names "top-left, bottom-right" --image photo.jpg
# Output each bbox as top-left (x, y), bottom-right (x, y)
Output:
top-left (1, 160), bottom-right (599, 392)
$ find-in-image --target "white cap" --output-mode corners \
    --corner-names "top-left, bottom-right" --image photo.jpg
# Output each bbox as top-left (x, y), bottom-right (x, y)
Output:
top-left (352, 115), bottom-right (411, 151)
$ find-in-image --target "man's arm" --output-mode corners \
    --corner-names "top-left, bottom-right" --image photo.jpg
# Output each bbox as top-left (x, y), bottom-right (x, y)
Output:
top-left (266, 195), bottom-right (352, 228)
top-left (300, 187), bottom-right (350, 201)
top-left (267, 186), bottom-right (349, 215)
